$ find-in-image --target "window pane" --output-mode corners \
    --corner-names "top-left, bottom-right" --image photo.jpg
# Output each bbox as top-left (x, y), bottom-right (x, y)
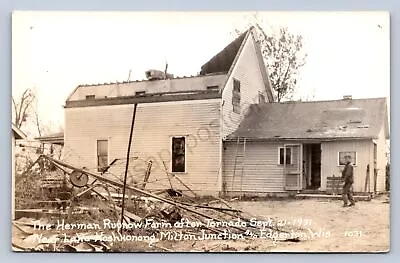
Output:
top-left (259, 93), bottom-right (265, 103)
top-left (233, 79), bottom-right (241, 92)
top-left (98, 156), bottom-right (108, 169)
top-left (338, 151), bottom-right (356, 165)
top-left (232, 78), bottom-right (241, 114)
top-left (135, 91), bottom-right (146, 96)
top-left (97, 140), bottom-right (108, 155)
top-left (172, 137), bottom-right (185, 173)
top-left (97, 140), bottom-right (108, 171)
top-left (279, 148), bottom-right (284, 164)
top-left (286, 148), bottom-right (292, 164)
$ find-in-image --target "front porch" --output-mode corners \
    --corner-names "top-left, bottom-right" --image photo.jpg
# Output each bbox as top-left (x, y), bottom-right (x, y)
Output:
top-left (283, 143), bottom-right (323, 191)
top-left (296, 189), bottom-right (373, 201)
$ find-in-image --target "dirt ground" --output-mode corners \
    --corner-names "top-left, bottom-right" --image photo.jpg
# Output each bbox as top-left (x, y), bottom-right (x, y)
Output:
top-left (12, 194), bottom-right (390, 253)
top-left (164, 194), bottom-right (390, 253)
top-left (223, 195), bottom-right (389, 252)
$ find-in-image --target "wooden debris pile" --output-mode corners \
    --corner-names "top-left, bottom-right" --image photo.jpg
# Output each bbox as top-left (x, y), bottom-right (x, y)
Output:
top-left (13, 154), bottom-right (309, 252)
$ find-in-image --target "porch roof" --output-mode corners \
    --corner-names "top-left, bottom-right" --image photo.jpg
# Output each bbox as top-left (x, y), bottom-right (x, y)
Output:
top-left (228, 97), bottom-right (389, 140)
top-left (35, 132), bottom-right (64, 145)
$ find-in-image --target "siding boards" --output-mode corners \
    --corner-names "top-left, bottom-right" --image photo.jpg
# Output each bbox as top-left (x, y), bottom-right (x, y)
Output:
top-left (223, 141), bottom-right (285, 193)
top-left (321, 140), bottom-right (373, 192)
top-left (69, 75), bottom-right (227, 101)
top-left (64, 99), bottom-right (221, 196)
top-left (222, 35), bottom-right (269, 138)
top-left (375, 126), bottom-right (388, 192)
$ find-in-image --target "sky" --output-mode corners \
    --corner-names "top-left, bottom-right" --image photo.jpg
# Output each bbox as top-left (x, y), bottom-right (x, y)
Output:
top-left (12, 11), bottom-right (390, 137)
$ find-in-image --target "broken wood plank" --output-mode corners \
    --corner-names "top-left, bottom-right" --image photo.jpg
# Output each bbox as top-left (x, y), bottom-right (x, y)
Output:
top-left (178, 202), bottom-right (242, 213)
top-left (141, 160), bottom-right (152, 189)
top-left (42, 155), bottom-right (248, 233)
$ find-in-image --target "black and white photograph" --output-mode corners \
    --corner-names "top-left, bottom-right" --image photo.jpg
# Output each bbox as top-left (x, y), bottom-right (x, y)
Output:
top-left (11, 11), bottom-right (390, 253)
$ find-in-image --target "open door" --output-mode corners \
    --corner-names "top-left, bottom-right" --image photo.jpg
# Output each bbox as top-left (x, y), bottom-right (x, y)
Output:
top-left (284, 144), bottom-right (303, 190)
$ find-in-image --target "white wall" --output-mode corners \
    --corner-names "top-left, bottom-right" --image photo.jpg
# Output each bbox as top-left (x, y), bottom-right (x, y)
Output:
top-left (11, 134), bottom-right (15, 220)
top-left (68, 74), bottom-right (227, 101)
top-left (223, 141), bottom-right (289, 194)
top-left (375, 126), bottom-right (388, 192)
top-left (321, 140), bottom-right (374, 192)
top-left (64, 99), bottom-right (222, 196)
top-left (221, 34), bottom-right (269, 139)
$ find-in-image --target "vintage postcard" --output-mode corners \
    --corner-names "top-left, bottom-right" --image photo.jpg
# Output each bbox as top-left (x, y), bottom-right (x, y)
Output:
top-left (11, 11), bottom-right (390, 252)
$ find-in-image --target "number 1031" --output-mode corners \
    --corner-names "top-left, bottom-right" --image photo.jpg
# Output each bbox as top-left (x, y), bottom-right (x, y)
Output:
top-left (344, 231), bottom-right (363, 237)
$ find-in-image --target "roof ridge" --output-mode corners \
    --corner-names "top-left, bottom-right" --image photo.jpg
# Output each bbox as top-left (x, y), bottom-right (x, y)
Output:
top-left (200, 27), bottom-right (251, 75)
top-left (268, 97), bottom-right (387, 105)
top-left (76, 72), bottom-right (227, 88)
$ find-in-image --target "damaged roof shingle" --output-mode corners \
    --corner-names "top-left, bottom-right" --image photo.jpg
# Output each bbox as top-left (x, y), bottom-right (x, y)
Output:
top-left (200, 30), bottom-right (249, 75)
top-left (228, 97), bottom-right (389, 140)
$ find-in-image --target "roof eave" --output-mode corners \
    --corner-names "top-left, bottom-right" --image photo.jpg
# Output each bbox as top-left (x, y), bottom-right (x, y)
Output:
top-left (65, 91), bottom-right (222, 108)
top-left (224, 136), bottom-right (378, 142)
top-left (220, 29), bottom-right (252, 92)
top-left (12, 124), bottom-right (27, 139)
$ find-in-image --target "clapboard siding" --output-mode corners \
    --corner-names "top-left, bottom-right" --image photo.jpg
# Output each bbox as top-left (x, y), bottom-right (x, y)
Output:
top-left (321, 140), bottom-right (373, 192)
top-left (375, 126), bottom-right (388, 192)
top-left (221, 35), bottom-right (269, 138)
top-left (223, 139), bottom-right (386, 194)
top-left (68, 74), bottom-right (227, 101)
top-left (223, 141), bottom-right (285, 193)
top-left (64, 99), bottom-right (221, 196)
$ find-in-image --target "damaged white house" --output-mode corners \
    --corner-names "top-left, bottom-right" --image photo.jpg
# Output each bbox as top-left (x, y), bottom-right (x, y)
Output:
top-left (62, 28), bottom-right (389, 197)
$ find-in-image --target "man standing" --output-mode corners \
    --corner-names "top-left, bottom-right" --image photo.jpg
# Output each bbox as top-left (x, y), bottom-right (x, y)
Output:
top-left (342, 155), bottom-right (355, 207)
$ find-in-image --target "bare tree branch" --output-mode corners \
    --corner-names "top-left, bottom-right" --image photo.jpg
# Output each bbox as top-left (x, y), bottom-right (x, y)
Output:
top-left (12, 88), bottom-right (35, 129)
top-left (236, 19), bottom-right (307, 101)
top-left (12, 97), bottom-right (18, 126)
top-left (35, 110), bottom-right (42, 137)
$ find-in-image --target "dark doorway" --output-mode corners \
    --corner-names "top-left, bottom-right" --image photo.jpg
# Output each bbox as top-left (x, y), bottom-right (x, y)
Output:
top-left (310, 144), bottom-right (321, 189)
top-left (303, 143), bottom-right (321, 190)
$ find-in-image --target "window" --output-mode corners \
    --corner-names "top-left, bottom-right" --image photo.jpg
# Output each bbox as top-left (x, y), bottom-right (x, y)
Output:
top-left (86, 95), bottom-right (95, 100)
top-left (135, 91), bottom-right (146, 96)
top-left (172, 137), bottom-right (186, 173)
top-left (207, 85), bottom-right (219, 90)
top-left (338, 151), bottom-right (357, 166)
top-left (232, 79), bottom-right (241, 114)
top-left (97, 140), bottom-right (108, 172)
top-left (259, 93), bottom-right (265, 103)
top-left (278, 147), bottom-right (292, 165)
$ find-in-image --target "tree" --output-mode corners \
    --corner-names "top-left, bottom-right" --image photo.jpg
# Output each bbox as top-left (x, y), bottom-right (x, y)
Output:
top-left (12, 88), bottom-right (50, 137)
top-left (235, 15), bottom-right (307, 102)
top-left (12, 88), bottom-right (35, 129)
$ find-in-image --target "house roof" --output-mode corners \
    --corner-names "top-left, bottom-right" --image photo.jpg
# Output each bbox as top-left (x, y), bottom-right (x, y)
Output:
top-left (200, 27), bottom-right (275, 103)
top-left (228, 97), bottom-right (389, 141)
top-left (253, 35), bottom-right (275, 102)
top-left (200, 30), bottom-right (248, 75)
top-left (35, 132), bottom-right (64, 145)
top-left (12, 124), bottom-right (26, 139)
top-left (65, 27), bottom-right (275, 108)
top-left (65, 89), bottom-right (222, 108)
top-left (67, 73), bottom-right (227, 102)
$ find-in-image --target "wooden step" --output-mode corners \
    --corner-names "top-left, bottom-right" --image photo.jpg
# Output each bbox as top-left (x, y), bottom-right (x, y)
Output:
top-left (296, 193), bottom-right (372, 201)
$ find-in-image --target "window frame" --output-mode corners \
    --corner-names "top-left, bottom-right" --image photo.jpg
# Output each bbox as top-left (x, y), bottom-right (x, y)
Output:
top-left (96, 139), bottom-right (109, 172)
top-left (135, 91), bottom-right (146, 96)
top-left (86, 95), bottom-right (95, 100)
top-left (206, 85), bottom-right (219, 90)
top-left (258, 92), bottom-right (266, 103)
top-left (337, 151), bottom-right (357, 166)
top-left (278, 146), bottom-right (293, 165)
top-left (171, 136), bottom-right (187, 174)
